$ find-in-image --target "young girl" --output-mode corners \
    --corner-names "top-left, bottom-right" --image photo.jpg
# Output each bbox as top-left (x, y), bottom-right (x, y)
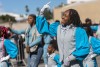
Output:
top-left (9, 14), bottom-right (43, 67)
top-left (83, 24), bottom-right (100, 67)
top-left (47, 40), bottom-right (62, 67)
top-left (83, 36), bottom-right (98, 67)
top-left (0, 26), bottom-right (18, 67)
top-left (34, 8), bottom-right (89, 67)
top-left (57, 9), bottom-right (89, 67)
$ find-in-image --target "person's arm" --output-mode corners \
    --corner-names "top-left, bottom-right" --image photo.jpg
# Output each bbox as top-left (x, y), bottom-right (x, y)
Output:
top-left (90, 36), bottom-right (100, 55)
top-left (39, 2), bottom-right (50, 16)
top-left (10, 28), bottom-right (25, 35)
top-left (49, 21), bottom-right (60, 36)
top-left (64, 54), bottom-right (76, 66)
top-left (72, 27), bottom-right (90, 61)
top-left (53, 54), bottom-right (62, 67)
top-left (29, 35), bottom-right (42, 47)
top-left (36, 16), bottom-right (49, 34)
top-left (36, 2), bottom-right (50, 34)
top-left (4, 39), bottom-right (18, 59)
top-left (0, 55), bottom-right (10, 62)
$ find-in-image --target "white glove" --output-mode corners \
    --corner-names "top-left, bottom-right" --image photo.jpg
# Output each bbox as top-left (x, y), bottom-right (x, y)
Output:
top-left (64, 57), bottom-right (70, 66)
top-left (64, 55), bottom-right (76, 66)
top-left (40, 2), bottom-right (51, 14)
top-left (90, 54), bottom-right (97, 59)
top-left (0, 55), bottom-right (10, 62)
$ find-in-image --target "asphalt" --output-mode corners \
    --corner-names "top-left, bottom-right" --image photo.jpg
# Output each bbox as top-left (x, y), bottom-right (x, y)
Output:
top-left (10, 56), bottom-right (100, 67)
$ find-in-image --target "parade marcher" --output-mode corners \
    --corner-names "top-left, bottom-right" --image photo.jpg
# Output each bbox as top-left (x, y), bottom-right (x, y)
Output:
top-left (27, 2), bottom-right (60, 67)
top-left (8, 14), bottom-right (43, 67)
top-left (0, 26), bottom-right (18, 67)
top-left (35, 9), bottom-right (89, 67)
top-left (83, 36), bottom-right (98, 67)
top-left (83, 22), bottom-right (100, 67)
top-left (57, 9), bottom-right (89, 67)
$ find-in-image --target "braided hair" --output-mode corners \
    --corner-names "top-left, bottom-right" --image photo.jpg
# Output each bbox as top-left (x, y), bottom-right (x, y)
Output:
top-left (0, 26), bottom-right (9, 39)
top-left (65, 9), bottom-right (82, 27)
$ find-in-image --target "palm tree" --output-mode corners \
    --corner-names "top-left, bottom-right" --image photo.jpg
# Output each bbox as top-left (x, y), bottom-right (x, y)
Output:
top-left (25, 5), bottom-right (29, 16)
top-left (36, 7), bottom-right (40, 15)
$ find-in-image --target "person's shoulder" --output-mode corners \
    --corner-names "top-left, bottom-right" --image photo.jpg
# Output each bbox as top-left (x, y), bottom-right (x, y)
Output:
top-left (4, 39), bottom-right (11, 45)
top-left (76, 27), bottom-right (86, 36)
top-left (4, 39), bottom-right (10, 42)
top-left (57, 25), bottom-right (62, 28)
top-left (76, 27), bottom-right (85, 32)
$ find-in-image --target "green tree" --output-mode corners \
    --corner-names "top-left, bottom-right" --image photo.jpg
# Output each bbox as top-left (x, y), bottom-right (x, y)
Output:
top-left (57, 2), bottom-right (64, 8)
top-left (43, 9), bottom-right (53, 20)
top-left (36, 7), bottom-right (40, 15)
top-left (0, 15), bottom-right (16, 23)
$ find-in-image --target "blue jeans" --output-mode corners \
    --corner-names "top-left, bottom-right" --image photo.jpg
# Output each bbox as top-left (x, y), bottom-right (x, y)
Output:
top-left (28, 34), bottom-right (52, 65)
top-left (27, 44), bottom-right (43, 67)
top-left (0, 61), bottom-right (8, 67)
top-left (43, 34), bottom-right (52, 64)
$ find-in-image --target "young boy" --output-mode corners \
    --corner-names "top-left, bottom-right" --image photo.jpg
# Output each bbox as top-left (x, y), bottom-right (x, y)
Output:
top-left (47, 40), bottom-right (62, 67)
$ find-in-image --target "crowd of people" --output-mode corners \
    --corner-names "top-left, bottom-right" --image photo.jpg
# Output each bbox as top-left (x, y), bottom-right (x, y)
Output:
top-left (0, 2), bottom-right (100, 67)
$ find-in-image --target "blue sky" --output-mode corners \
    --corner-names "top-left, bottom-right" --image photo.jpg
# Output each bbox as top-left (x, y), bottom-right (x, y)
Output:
top-left (0, 0), bottom-right (67, 15)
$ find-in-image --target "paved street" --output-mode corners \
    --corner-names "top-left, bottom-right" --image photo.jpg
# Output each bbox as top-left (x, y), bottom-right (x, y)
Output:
top-left (10, 56), bottom-right (100, 67)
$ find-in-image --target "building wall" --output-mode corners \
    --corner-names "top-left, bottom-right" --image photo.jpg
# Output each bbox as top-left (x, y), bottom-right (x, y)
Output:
top-left (67, 0), bottom-right (95, 4)
top-left (53, 0), bottom-right (100, 23)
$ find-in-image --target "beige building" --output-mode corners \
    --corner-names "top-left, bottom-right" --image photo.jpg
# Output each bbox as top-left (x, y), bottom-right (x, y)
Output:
top-left (53, 0), bottom-right (100, 23)
top-left (67, 0), bottom-right (95, 4)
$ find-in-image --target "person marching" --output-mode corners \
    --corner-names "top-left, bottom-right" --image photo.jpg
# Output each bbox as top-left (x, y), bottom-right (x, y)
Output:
top-left (57, 9), bottom-right (89, 67)
top-left (8, 14), bottom-right (43, 67)
top-left (0, 26), bottom-right (18, 67)
top-left (83, 21), bottom-right (100, 67)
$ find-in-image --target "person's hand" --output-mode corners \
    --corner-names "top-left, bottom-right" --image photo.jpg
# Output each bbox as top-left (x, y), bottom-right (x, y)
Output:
top-left (64, 55), bottom-right (75, 66)
top-left (0, 55), bottom-right (10, 62)
top-left (40, 2), bottom-right (51, 13)
top-left (90, 54), bottom-right (97, 59)
top-left (64, 57), bottom-right (70, 67)
top-left (26, 45), bottom-right (30, 53)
